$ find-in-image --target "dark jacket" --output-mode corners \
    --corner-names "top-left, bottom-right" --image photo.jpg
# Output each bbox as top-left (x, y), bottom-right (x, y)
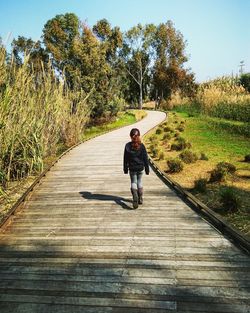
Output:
top-left (123, 142), bottom-right (149, 174)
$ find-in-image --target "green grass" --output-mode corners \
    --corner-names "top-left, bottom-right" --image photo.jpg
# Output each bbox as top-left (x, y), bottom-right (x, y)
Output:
top-left (176, 112), bottom-right (250, 168)
top-left (82, 110), bottom-right (144, 140)
top-left (145, 111), bottom-right (250, 237)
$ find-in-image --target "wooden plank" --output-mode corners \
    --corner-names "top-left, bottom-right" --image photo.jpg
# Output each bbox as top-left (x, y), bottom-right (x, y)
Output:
top-left (0, 294), bottom-right (177, 310)
top-left (0, 111), bottom-right (250, 312)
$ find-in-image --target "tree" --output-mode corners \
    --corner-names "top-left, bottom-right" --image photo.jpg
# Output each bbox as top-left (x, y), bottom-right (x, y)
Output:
top-left (92, 19), bottom-right (125, 116)
top-left (43, 13), bottom-right (80, 87)
top-left (152, 21), bottom-right (190, 103)
top-left (43, 14), bottom-right (125, 119)
top-left (121, 24), bottom-right (156, 109)
top-left (240, 73), bottom-right (250, 93)
top-left (11, 36), bottom-right (49, 72)
top-left (93, 19), bottom-right (123, 63)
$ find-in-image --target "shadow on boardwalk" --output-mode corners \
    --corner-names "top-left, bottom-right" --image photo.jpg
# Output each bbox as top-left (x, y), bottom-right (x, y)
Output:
top-left (0, 240), bottom-right (249, 313)
top-left (79, 191), bottom-right (133, 210)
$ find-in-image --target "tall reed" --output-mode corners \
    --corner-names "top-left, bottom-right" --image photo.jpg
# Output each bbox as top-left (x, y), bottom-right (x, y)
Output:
top-left (0, 50), bottom-right (89, 188)
top-left (169, 76), bottom-right (250, 122)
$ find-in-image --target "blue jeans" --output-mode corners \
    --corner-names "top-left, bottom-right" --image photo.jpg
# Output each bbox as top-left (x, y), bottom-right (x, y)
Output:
top-left (129, 170), bottom-right (143, 190)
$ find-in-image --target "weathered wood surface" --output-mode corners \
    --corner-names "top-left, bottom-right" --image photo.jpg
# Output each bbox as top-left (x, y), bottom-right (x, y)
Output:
top-left (0, 110), bottom-right (249, 313)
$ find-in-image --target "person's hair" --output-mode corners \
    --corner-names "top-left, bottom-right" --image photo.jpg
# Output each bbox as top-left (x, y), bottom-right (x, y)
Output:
top-left (130, 128), bottom-right (141, 150)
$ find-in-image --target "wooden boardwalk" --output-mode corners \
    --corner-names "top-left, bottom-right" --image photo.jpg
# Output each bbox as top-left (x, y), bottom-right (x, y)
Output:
top-left (0, 111), bottom-right (249, 313)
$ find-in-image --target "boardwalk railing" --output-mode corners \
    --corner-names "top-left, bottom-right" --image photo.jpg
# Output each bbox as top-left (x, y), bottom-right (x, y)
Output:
top-left (142, 116), bottom-right (250, 255)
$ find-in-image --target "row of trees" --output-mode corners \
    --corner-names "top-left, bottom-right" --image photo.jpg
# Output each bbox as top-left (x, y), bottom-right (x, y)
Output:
top-left (2, 13), bottom-right (196, 119)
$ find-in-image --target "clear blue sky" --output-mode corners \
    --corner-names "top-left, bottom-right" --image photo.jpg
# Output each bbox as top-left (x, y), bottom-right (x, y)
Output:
top-left (0, 0), bottom-right (249, 82)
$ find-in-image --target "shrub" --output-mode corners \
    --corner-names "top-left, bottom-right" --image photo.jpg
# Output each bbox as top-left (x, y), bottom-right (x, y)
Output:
top-left (158, 151), bottom-right (165, 160)
top-left (244, 154), bottom-right (250, 162)
top-left (219, 187), bottom-right (241, 213)
top-left (239, 73), bottom-right (250, 93)
top-left (217, 162), bottom-right (236, 174)
top-left (194, 178), bottom-right (207, 193)
top-left (179, 150), bottom-right (198, 164)
top-left (209, 162), bottom-right (236, 182)
top-left (149, 135), bottom-right (157, 142)
top-left (163, 133), bottom-right (171, 140)
top-left (164, 126), bottom-right (173, 132)
top-left (171, 137), bottom-right (191, 151)
top-left (167, 158), bottom-right (184, 173)
top-left (156, 128), bottom-right (162, 135)
top-left (150, 145), bottom-right (159, 158)
top-left (177, 125), bottom-right (185, 132)
top-left (200, 152), bottom-right (209, 160)
top-left (174, 131), bottom-right (180, 138)
top-left (209, 167), bottom-right (226, 182)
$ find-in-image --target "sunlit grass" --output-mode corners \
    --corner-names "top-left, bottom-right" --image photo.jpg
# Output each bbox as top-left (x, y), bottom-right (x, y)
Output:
top-left (82, 110), bottom-right (146, 140)
top-left (0, 51), bottom-right (89, 188)
top-left (177, 113), bottom-right (250, 168)
top-left (170, 76), bottom-right (250, 122)
top-left (144, 111), bottom-right (250, 236)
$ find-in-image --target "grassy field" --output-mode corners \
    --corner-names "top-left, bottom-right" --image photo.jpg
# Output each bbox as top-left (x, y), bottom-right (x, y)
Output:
top-left (178, 112), bottom-right (249, 165)
top-left (0, 110), bottom-right (146, 223)
top-left (82, 110), bottom-right (146, 140)
top-left (144, 111), bottom-right (250, 237)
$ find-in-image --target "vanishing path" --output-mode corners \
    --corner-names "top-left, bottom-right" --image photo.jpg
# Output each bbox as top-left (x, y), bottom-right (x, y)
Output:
top-left (0, 111), bottom-right (249, 313)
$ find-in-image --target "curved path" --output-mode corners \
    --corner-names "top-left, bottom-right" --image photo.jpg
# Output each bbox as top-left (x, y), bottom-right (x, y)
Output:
top-left (0, 111), bottom-right (249, 313)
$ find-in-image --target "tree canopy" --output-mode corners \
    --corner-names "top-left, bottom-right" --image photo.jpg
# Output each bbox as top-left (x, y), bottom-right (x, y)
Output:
top-left (8, 13), bottom-right (195, 115)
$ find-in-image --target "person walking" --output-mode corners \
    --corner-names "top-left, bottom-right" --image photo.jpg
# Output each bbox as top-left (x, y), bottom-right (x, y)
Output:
top-left (123, 128), bottom-right (149, 209)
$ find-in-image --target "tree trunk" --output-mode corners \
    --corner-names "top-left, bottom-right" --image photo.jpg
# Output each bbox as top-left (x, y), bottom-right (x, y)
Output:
top-left (139, 83), bottom-right (142, 110)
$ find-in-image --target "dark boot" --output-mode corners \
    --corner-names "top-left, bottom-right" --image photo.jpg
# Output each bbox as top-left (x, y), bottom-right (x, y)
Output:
top-left (131, 188), bottom-right (138, 209)
top-left (138, 188), bottom-right (143, 205)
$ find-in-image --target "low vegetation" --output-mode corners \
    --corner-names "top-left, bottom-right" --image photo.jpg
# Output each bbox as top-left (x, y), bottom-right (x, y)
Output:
top-left (144, 111), bottom-right (250, 237)
top-left (0, 102), bottom-right (146, 221)
top-left (169, 76), bottom-right (250, 123)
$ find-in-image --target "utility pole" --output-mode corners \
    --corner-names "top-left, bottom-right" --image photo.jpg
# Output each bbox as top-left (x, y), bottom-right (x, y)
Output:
top-left (239, 60), bottom-right (245, 75)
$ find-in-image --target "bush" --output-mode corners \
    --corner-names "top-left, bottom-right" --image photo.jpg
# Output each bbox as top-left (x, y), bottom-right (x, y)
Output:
top-left (163, 133), bottom-right (171, 140)
top-left (149, 135), bottom-right (157, 142)
top-left (217, 162), bottom-right (236, 174)
top-left (150, 145), bottom-right (159, 158)
top-left (167, 158), bottom-right (184, 173)
top-left (239, 73), bottom-right (250, 93)
top-left (244, 154), bottom-right (250, 162)
top-left (179, 150), bottom-right (198, 164)
top-left (158, 151), bottom-right (165, 160)
top-left (174, 131), bottom-right (180, 138)
top-left (156, 128), bottom-right (162, 135)
top-left (200, 152), bottom-right (209, 160)
top-left (164, 126), bottom-right (174, 132)
top-left (209, 167), bottom-right (226, 182)
top-left (219, 187), bottom-right (241, 213)
top-left (171, 137), bottom-right (191, 151)
top-left (194, 178), bottom-right (207, 193)
top-left (209, 162), bottom-right (236, 182)
top-left (177, 125), bottom-right (185, 132)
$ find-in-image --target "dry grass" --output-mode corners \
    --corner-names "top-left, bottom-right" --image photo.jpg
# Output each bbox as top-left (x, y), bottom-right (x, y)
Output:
top-left (0, 51), bottom-right (89, 188)
top-left (169, 76), bottom-right (250, 122)
top-left (143, 101), bottom-right (156, 109)
top-left (144, 112), bottom-right (250, 236)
